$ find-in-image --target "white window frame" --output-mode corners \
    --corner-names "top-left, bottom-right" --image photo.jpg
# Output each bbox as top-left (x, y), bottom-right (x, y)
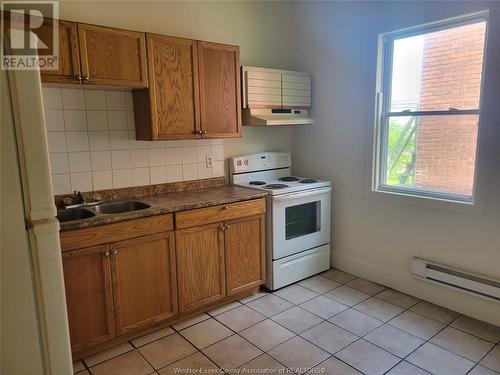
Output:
top-left (372, 11), bottom-right (489, 205)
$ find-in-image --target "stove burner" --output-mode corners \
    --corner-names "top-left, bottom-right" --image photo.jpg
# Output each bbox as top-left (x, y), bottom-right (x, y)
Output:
top-left (279, 176), bottom-right (300, 182)
top-left (249, 181), bottom-right (266, 186)
top-left (265, 184), bottom-right (289, 189)
top-left (300, 179), bottom-right (317, 184)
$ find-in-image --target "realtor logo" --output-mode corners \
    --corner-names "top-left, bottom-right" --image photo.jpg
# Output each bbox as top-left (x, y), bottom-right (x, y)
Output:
top-left (1, 1), bottom-right (59, 70)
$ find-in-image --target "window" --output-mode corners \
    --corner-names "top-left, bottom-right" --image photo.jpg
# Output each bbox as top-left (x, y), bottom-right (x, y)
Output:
top-left (373, 12), bottom-right (488, 203)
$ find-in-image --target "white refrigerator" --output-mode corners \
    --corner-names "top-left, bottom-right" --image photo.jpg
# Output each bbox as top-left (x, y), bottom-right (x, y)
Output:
top-left (1, 67), bottom-right (73, 373)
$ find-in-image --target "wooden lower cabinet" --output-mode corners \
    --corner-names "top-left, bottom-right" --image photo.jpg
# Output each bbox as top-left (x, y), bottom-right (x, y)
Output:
top-left (225, 214), bottom-right (266, 295)
top-left (176, 223), bottom-right (226, 313)
top-left (110, 232), bottom-right (177, 335)
top-left (62, 199), bottom-right (266, 354)
top-left (62, 245), bottom-right (115, 352)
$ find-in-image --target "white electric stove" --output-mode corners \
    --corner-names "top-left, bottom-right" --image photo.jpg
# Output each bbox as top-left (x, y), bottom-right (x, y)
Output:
top-left (230, 152), bottom-right (332, 290)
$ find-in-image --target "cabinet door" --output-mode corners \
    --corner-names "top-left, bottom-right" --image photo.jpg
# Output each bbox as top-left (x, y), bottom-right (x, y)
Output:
top-left (110, 232), bottom-right (177, 335)
top-left (224, 215), bottom-right (266, 295)
top-left (77, 23), bottom-right (148, 87)
top-left (176, 223), bottom-right (226, 313)
top-left (62, 245), bottom-right (115, 352)
top-left (198, 41), bottom-right (241, 138)
top-left (135, 34), bottom-right (200, 140)
top-left (39, 19), bottom-right (81, 84)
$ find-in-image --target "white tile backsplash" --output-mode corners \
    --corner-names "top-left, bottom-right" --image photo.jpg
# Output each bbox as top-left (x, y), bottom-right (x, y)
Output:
top-left (90, 151), bottom-right (112, 171)
top-left (167, 165), bottom-right (183, 182)
top-left (61, 88), bottom-right (85, 110)
top-left (92, 170), bottom-right (113, 190)
top-left (84, 90), bottom-right (106, 110)
top-left (49, 153), bottom-right (69, 174)
top-left (64, 110), bottom-right (87, 131)
top-left (197, 145), bottom-right (211, 163)
top-left (182, 147), bottom-right (198, 164)
top-left (43, 86), bottom-right (225, 194)
top-left (44, 109), bottom-right (65, 131)
top-left (149, 166), bottom-right (167, 184)
top-left (70, 172), bottom-right (92, 192)
top-left (130, 149), bottom-right (149, 168)
top-left (166, 148), bottom-right (182, 165)
top-left (68, 152), bottom-right (91, 173)
top-left (66, 131), bottom-right (89, 152)
top-left (111, 150), bottom-right (131, 169)
top-left (109, 130), bottom-right (130, 150)
top-left (108, 110), bottom-right (129, 130)
top-left (88, 131), bottom-right (111, 151)
top-left (47, 132), bottom-right (67, 152)
top-left (105, 91), bottom-right (127, 110)
top-left (112, 169), bottom-right (132, 188)
top-left (182, 163), bottom-right (199, 181)
top-left (131, 167), bottom-right (150, 186)
top-left (52, 173), bottom-right (71, 195)
top-left (148, 148), bottom-right (166, 166)
top-left (86, 110), bottom-right (108, 130)
top-left (42, 87), bottom-right (63, 109)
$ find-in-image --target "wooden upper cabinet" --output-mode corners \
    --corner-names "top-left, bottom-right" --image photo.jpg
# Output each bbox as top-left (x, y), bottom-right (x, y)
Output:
top-left (110, 232), bottom-right (177, 335)
top-left (62, 245), bottom-right (115, 352)
top-left (77, 23), bottom-right (148, 87)
top-left (39, 19), bottom-right (81, 84)
top-left (134, 34), bottom-right (200, 140)
top-left (225, 214), bottom-right (266, 295)
top-left (176, 223), bottom-right (226, 313)
top-left (198, 41), bottom-right (241, 138)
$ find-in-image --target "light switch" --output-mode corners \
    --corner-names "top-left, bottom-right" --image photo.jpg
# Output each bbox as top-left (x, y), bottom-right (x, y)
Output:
top-left (206, 154), bottom-right (213, 167)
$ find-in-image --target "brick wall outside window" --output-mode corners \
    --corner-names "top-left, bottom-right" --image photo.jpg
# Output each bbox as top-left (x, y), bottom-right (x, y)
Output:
top-left (414, 22), bottom-right (485, 196)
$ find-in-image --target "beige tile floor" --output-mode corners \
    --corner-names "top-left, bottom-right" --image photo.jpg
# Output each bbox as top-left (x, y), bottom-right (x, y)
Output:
top-left (73, 269), bottom-right (500, 375)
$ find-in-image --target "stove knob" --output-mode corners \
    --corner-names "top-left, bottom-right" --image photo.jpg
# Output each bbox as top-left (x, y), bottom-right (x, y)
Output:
top-left (237, 160), bottom-right (242, 166)
top-left (244, 160), bottom-right (248, 165)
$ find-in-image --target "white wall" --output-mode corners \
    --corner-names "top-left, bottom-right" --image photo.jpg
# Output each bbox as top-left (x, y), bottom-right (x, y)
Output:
top-left (59, 0), bottom-right (295, 163)
top-left (290, 1), bottom-right (500, 325)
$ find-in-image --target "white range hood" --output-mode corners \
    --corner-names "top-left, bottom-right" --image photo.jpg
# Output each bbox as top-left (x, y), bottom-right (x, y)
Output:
top-left (242, 66), bottom-right (315, 126)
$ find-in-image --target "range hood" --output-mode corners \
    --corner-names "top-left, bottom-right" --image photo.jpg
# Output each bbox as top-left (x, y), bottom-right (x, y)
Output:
top-left (242, 66), bottom-right (315, 126)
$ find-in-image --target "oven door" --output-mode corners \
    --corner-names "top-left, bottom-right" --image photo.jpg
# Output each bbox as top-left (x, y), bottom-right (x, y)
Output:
top-left (271, 186), bottom-right (331, 260)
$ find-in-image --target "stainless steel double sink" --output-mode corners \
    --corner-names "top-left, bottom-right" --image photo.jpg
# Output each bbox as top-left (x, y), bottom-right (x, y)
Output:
top-left (56, 200), bottom-right (151, 223)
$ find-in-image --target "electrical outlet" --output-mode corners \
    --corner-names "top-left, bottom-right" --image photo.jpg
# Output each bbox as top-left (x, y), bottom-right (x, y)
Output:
top-left (205, 154), bottom-right (213, 167)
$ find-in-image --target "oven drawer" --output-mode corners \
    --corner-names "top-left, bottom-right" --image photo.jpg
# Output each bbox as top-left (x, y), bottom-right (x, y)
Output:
top-left (175, 198), bottom-right (266, 230)
top-left (269, 244), bottom-right (330, 290)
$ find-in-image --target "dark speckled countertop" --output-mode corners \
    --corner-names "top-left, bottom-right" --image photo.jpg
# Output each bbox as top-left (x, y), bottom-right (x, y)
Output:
top-left (58, 185), bottom-right (268, 231)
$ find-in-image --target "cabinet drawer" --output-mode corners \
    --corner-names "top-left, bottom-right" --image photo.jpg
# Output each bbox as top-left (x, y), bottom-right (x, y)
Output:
top-left (60, 214), bottom-right (173, 252)
top-left (175, 198), bottom-right (266, 230)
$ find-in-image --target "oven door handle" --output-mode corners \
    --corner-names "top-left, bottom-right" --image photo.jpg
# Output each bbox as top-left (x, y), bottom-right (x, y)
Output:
top-left (272, 186), bottom-right (332, 202)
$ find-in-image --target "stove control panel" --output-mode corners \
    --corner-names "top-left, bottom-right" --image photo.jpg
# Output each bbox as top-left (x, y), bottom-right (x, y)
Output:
top-left (231, 152), bottom-right (291, 173)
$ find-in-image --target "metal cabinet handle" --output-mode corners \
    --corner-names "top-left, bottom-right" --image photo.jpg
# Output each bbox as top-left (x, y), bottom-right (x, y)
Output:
top-left (224, 225), bottom-right (231, 230)
top-left (222, 205), bottom-right (230, 211)
top-left (104, 251), bottom-right (110, 257)
top-left (111, 250), bottom-right (118, 256)
top-left (202, 130), bottom-right (207, 134)
top-left (76, 75), bottom-right (82, 83)
top-left (219, 225), bottom-right (226, 231)
top-left (82, 75), bottom-right (90, 83)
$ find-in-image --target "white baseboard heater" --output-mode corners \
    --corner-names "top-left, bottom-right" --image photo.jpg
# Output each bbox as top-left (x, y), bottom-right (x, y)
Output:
top-left (411, 257), bottom-right (500, 302)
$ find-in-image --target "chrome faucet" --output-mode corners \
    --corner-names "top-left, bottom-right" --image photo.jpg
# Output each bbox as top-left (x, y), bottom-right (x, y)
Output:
top-left (75, 190), bottom-right (85, 204)
top-left (61, 191), bottom-right (102, 209)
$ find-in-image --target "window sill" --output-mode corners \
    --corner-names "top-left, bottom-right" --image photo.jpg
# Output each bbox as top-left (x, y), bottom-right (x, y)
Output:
top-left (367, 186), bottom-right (484, 216)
